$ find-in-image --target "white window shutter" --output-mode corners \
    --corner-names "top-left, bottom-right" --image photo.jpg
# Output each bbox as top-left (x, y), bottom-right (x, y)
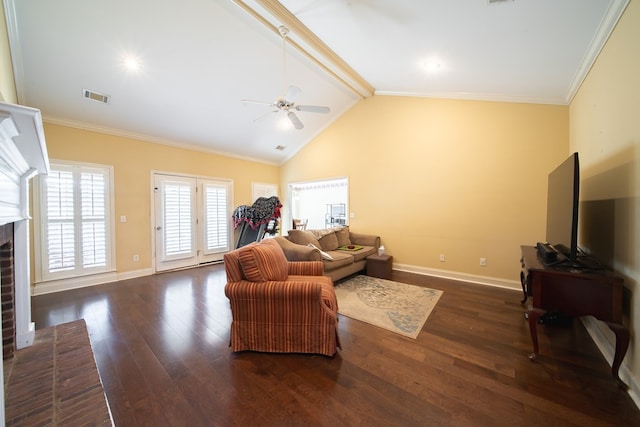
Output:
top-left (39, 162), bottom-right (114, 280)
top-left (163, 181), bottom-right (194, 257)
top-left (203, 183), bottom-right (229, 253)
top-left (81, 172), bottom-right (107, 267)
top-left (45, 170), bottom-right (75, 272)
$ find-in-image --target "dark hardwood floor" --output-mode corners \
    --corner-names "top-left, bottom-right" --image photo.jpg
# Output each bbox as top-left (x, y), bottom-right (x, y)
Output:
top-left (31, 265), bottom-right (639, 426)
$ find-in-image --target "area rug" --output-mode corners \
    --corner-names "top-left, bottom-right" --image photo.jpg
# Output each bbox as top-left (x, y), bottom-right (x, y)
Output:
top-left (334, 275), bottom-right (443, 339)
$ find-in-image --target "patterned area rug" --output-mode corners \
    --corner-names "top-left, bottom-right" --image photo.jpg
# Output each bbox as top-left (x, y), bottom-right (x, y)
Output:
top-left (335, 275), bottom-right (443, 339)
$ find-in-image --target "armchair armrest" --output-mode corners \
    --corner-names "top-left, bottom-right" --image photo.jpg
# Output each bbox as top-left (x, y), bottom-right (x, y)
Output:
top-left (349, 232), bottom-right (381, 248)
top-left (288, 261), bottom-right (324, 276)
top-left (225, 280), bottom-right (320, 301)
top-left (225, 279), bottom-right (337, 319)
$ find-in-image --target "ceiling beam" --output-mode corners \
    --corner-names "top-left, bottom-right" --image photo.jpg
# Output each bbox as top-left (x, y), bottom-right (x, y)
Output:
top-left (231, 0), bottom-right (374, 99)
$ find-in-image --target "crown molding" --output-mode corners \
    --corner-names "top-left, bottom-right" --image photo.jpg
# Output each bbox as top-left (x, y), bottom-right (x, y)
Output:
top-left (374, 90), bottom-right (568, 106)
top-left (564, 0), bottom-right (630, 104)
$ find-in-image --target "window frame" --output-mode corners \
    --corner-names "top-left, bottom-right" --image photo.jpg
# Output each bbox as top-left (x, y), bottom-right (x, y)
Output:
top-left (33, 159), bottom-right (116, 282)
top-left (288, 177), bottom-right (349, 230)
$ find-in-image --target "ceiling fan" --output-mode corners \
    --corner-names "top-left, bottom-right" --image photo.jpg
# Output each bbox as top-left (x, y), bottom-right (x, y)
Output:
top-left (241, 26), bottom-right (330, 130)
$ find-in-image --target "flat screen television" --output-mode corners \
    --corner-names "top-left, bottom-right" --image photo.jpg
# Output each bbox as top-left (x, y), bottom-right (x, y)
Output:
top-left (545, 152), bottom-right (580, 263)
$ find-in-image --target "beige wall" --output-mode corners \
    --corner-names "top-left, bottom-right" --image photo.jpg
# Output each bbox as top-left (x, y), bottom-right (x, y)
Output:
top-left (281, 96), bottom-right (569, 284)
top-left (570, 0), bottom-right (640, 391)
top-left (1, 1), bottom-right (17, 103)
top-left (40, 123), bottom-right (279, 273)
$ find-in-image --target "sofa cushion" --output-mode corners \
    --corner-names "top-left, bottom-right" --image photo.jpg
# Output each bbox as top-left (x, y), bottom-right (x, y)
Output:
top-left (321, 251), bottom-right (354, 271)
top-left (238, 239), bottom-right (288, 282)
top-left (334, 226), bottom-right (351, 247)
top-left (308, 228), bottom-right (336, 240)
top-left (318, 231), bottom-right (339, 251)
top-left (287, 229), bottom-right (321, 248)
top-left (347, 245), bottom-right (377, 262)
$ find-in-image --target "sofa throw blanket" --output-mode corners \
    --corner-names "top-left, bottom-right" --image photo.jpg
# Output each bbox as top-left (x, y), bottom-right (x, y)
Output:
top-left (233, 196), bottom-right (282, 230)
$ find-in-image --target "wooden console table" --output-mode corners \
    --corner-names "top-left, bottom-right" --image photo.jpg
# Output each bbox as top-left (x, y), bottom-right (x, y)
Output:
top-left (520, 245), bottom-right (628, 388)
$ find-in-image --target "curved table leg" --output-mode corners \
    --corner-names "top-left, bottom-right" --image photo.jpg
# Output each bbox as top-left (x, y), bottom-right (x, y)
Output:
top-left (606, 322), bottom-right (630, 389)
top-left (520, 271), bottom-right (528, 305)
top-left (527, 308), bottom-right (545, 361)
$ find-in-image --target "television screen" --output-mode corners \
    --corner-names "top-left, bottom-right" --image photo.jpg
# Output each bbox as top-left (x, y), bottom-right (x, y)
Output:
top-left (545, 152), bottom-right (580, 262)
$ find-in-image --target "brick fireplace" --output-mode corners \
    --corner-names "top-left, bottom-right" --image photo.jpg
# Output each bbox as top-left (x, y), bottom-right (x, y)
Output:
top-left (0, 223), bottom-right (15, 360)
top-left (0, 223), bottom-right (16, 360)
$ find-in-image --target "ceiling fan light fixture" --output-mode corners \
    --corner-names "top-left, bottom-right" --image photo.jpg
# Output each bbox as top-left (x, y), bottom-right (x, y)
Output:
top-left (277, 111), bottom-right (293, 130)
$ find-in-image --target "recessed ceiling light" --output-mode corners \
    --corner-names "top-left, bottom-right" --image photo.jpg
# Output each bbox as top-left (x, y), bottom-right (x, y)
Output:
top-left (421, 57), bottom-right (444, 74)
top-left (122, 54), bottom-right (141, 72)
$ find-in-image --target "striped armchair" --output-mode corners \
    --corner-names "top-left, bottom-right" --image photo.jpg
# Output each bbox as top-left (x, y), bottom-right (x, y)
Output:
top-left (224, 238), bottom-right (341, 356)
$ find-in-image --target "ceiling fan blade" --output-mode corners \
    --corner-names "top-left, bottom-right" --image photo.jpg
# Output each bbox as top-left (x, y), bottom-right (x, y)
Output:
top-left (284, 86), bottom-right (301, 103)
top-left (253, 110), bottom-right (278, 123)
top-left (295, 105), bottom-right (330, 114)
top-left (287, 111), bottom-right (304, 130)
top-left (241, 99), bottom-right (274, 107)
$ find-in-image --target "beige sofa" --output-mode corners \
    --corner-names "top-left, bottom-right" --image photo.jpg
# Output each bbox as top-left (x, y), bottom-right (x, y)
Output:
top-left (272, 226), bottom-right (381, 282)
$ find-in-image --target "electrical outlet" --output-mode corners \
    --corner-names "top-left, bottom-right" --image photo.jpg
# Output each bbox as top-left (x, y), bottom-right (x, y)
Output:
top-left (480, 257), bottom-right (487, 266)
top-left (439, 254), bottom-right (445, 262)
top-left (133, 254), bottom-right (139, 262)
top-left (120, 215), bottom-right (127, 223)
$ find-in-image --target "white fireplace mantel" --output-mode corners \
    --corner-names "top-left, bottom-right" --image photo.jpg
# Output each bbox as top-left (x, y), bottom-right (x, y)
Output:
top-left (0, 102), bottom-right (49, 351)
top-left (0, 103), bottom-right (49, 225)
top-left (0, 101), bottom-right (49, 427)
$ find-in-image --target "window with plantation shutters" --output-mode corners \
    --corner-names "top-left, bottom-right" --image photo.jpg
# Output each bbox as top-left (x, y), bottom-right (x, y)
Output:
top-left (163, 181), bottom-right (194, 258)
top-left (154, 173), bottom-right (232, 271)
top-left (36, 162), bottom-right (114, 281)
top-left (203, 183), bottom-right (229, 254)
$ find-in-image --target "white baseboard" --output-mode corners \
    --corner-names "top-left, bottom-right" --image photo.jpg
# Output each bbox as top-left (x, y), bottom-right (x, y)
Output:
top-left (32, 268), bottom-right (154, 295)
top-left (393, 263), bottom-right (521, 291)
top-left (581, 316), bottom-right (639, 409)
top-left (16, 321), bottom-right (35, 349)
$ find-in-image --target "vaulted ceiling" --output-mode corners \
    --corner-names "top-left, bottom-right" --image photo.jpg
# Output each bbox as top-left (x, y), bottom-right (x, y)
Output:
top-left (4, 0), bottom-right (628, 164)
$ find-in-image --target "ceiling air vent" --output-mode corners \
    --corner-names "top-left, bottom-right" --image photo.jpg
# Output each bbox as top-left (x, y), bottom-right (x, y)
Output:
top-left (82, 89), bottom-right (110, 104)
top-left (487, 0), bottom-right (513, 4)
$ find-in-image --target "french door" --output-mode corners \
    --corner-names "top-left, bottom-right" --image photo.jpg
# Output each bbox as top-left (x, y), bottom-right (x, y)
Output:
top-left (154, 173), bottom-right (232, 272)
